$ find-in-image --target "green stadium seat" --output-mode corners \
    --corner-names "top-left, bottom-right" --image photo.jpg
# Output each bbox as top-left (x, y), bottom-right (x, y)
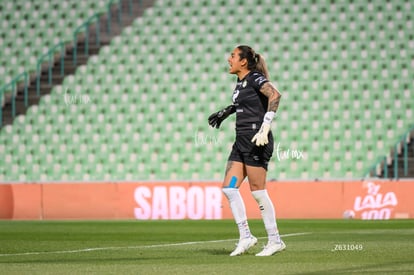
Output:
top-left (0, 0), bottom-right (114, 97)
top-left (1, 0), bottom-right (413, 181)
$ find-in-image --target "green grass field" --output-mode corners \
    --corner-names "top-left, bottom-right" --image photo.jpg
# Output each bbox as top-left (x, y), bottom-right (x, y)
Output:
top-left (0, 219), bottom-right (413, 274)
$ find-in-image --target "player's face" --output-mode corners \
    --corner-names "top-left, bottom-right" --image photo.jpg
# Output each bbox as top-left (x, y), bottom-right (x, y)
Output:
top-left (227, 48), bottom-right (246, 75)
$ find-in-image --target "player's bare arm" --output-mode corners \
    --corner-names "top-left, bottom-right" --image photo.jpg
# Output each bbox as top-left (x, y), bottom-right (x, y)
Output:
top-left (259, 82), bottom-right (281, 113)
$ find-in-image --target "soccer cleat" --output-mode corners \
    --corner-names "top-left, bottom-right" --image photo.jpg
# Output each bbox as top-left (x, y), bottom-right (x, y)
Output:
top-left (255, 240), bottom-right (286, 256)
top-left (230, 236), bottom-right (258, 256)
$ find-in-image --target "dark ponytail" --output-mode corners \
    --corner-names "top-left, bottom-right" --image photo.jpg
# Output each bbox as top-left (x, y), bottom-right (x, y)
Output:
top-left (237, 45), bottom-right (270, 79)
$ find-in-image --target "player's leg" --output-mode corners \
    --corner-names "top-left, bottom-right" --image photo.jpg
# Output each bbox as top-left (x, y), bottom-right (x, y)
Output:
top-left (246, 165), bottom-right (285, 256)
top-left (222, 160), bottom-right (257, 256)
top-left (222, 161), bottom-right (248, 238)
top-left (246, 165), bottom-right (279, 237)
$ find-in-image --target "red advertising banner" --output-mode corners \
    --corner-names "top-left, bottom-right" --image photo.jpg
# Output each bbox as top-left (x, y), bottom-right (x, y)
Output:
top-left (0, 180), bottom-right (413, 220)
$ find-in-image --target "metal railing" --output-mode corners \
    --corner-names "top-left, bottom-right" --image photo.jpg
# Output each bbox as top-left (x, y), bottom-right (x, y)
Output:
top-left (106, 0), bottom-right (122, 34)
top-left (36, 42), bottom-right (65, 96)
top-left (73, 13), bottom-right (102, 66)
top-left (366, 125), bottom-right (414, 179)
top-left (0, 72), bottom-right (29, 127)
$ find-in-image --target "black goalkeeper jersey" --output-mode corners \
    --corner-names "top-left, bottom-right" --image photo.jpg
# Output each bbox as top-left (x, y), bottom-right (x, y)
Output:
top-left (232, 71), bottom-right (269, 134)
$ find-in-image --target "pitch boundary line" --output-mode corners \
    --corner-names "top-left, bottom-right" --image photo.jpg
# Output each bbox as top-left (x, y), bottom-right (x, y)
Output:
top-left (0, 232), bottom-right (311, 257)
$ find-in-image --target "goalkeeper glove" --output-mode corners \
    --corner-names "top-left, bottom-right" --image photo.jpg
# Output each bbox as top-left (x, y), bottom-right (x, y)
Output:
top-left (208, 105), bottom-right (236, 129)
top-left (251, 111), bottom-right (275, 146)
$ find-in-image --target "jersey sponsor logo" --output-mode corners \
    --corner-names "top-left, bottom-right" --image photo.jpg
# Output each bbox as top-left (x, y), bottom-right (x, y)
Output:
top-left (232, 89), bottom-right (240, 103)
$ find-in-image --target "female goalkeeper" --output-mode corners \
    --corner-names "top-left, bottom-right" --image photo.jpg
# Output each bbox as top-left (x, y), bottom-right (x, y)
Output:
top-left (208, 45), bottom-right (284, 256)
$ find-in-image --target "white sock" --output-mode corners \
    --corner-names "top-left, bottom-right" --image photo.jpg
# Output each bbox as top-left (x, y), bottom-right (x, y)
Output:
top-left (252, 189), bottom-right (280, 243)
top-left (222, 188), bottom-right (251, 239)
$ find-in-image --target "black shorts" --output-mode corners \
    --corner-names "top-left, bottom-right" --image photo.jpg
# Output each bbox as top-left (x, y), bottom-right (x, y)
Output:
top-left (228, 131), bottom-right (274, 170)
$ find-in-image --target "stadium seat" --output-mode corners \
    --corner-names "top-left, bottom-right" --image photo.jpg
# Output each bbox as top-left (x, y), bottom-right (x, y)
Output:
top-left (0, 0), bottom-right (112, 95)
top-left (0, 0), bottom-right (413, 181)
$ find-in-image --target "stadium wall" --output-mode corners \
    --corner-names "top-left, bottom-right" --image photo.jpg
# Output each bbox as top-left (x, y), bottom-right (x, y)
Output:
top-left (0, 180), bottom-right (413, 220)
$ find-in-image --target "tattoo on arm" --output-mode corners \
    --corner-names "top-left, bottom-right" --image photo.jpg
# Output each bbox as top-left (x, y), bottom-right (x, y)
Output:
top-left (268, 95), bottom-right (281, 112)
top-left (259, 82), bottom-right (281, 113)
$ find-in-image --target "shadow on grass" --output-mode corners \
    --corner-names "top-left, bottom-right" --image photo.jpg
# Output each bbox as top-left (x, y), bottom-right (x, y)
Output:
top-left (197, 248), bottom-right (230, 256)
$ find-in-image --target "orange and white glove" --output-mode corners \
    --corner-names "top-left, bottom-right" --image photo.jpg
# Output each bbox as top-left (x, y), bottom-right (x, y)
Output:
top-left (251, 111), bottom-right (274, 146)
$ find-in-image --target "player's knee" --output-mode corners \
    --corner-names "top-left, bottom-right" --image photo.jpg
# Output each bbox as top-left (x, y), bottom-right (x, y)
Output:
top-left (222, 181), bottom-right (239, 201)
top-left (223, 175), bottom-right (238, 189)
top-left (249, 182), bottom-right (264, 191)
top-left (222, 176), bottom-right (240, 200)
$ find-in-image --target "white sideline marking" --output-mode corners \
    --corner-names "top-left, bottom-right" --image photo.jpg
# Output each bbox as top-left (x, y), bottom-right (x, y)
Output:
top-left (0, 232), bottom-right (311, 257)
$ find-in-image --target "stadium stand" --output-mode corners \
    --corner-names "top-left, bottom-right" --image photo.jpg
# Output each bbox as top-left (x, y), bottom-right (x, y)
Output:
top-left (0, 0), bottom-right (413, 182)
top-left (0, 0), bottom-right (107, 87)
